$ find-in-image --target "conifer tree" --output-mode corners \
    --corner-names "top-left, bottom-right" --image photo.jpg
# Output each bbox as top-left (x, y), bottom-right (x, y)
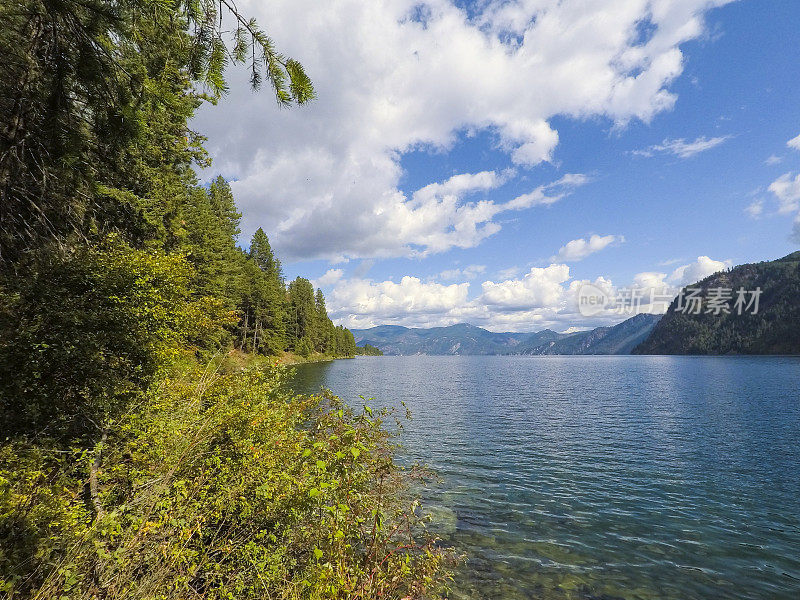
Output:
top-left (314, 288), bottom-right (330, 352)
top-left (0, 0), bottom-right (313, 269)
top-left (250, 228), bottom-right (284, 281)
top-left (209, 177), bottom-right (242, 241)
top-left (287, 277), bottom-right (317, 348)
top-left (180, 188), bottom-right (239, 303)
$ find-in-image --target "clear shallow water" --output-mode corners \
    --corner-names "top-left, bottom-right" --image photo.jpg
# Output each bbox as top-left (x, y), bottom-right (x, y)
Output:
top-left (291, 355), bottom-right (800, 599)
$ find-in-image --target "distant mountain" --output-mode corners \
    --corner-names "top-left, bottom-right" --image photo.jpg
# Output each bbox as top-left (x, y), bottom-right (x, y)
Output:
top-left (350, 323), bottom-right (532, 355)
top-left (523, 313), bottom-right (662, 355)
top-left (351, 314), bottom-right (661, 356)
top-left (634, 251), bottom-right (800, 355)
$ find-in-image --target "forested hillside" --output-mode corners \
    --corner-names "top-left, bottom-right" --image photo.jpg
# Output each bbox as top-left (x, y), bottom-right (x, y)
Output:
top-left (634, 252), bottom-right (800, 354)
top-left (0, 1), bottom-right (447, 598)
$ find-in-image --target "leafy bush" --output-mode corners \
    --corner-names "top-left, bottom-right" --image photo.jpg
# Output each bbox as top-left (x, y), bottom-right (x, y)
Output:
top-left (0, 362), bottom-right (454, 599)
top-left (0, 237), bottom-right (232, 438)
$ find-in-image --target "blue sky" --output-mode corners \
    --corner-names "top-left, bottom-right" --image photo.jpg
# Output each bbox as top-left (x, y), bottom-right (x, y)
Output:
top-left (195, 0), bottom-right (800, 332)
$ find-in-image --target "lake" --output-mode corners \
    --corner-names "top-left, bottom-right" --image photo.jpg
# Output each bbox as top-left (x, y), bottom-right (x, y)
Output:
top-left (291, 355), bottom-right (800, 599)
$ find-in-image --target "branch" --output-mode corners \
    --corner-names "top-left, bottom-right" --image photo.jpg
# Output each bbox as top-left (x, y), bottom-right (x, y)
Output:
top-left (89, 429), bottom-right (108, 520)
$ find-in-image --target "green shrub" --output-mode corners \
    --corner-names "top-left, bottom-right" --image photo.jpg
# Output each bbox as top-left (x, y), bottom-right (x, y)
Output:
top-left (0, 237), bottom-right (232, 438)
top-left (0, 362), bottom-right (454, 599)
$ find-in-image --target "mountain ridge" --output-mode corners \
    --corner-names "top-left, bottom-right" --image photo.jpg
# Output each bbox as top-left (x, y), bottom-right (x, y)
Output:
top-left (351, 313), bottom-right (661, 356)
top-left (633, 251), bottom-right (800, 354)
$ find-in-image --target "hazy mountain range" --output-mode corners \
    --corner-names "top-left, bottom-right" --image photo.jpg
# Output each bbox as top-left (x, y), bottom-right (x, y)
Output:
top-left (352, 313), bottom-right (661, 356)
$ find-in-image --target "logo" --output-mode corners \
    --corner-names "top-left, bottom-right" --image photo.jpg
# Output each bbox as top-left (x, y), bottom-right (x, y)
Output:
top-left (577, 283), bottom-right (610, 317)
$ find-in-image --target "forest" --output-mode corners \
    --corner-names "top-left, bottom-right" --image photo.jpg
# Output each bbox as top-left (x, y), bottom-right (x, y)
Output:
top-left (634, 251), bottom-right (800, 355)
top-left (0, 0), bottom-right (449, 597)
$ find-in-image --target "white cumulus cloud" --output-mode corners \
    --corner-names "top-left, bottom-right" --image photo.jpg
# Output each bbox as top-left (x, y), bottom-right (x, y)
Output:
top-left (479, 264), bottom-right (571, 310)
top-left (552, 234), bottom-right (624, 262)
top-left (325, 252), bottom-right (731, 331)
top-left (768, 172), bottom-right (800, 214)
top-left (194, 0), bottom-right (734, 262)
top-left (313, 269), bottom-right (345, 287)
top-left (669, 255), bottom-right (729, 286)
top-left (328, 276), bottom-right (471, 328)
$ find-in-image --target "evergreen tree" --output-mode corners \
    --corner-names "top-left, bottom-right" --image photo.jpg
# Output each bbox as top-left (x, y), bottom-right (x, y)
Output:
top-left (209, 177), bottom-right (242, 241)
top-left (250, 228), bottom-right (283, 281)
top-left (314, 288), bottom-right (331, 352)
top-left (244, 229), bottom-right (288, 353)
top-left (0, 0), bottom-right (313, 269)
top-left (179, 188), bottom-right (240, 303)
top-left (287, 277), bottom-right (316, 349)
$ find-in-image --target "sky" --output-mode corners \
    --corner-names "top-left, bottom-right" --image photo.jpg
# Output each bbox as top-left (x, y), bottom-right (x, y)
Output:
top-left (193, 0), bottom-right (800, 332)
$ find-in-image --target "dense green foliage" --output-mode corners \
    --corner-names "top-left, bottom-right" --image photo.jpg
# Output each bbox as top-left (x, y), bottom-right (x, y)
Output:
top-left (0, 361), bottom-right (450, 598)
top-left (0, 0), bottom-right (353, 438)
top-left (354, 344), bottom-right (384, 356)
top-left (0, 238), bottom-right (231, 437)
top-left (0, 0), bottom-right (313, 265)
top-left (634, 252), bottom-right (800, 355)
top-left (0, 0), bottom-right (452, 597)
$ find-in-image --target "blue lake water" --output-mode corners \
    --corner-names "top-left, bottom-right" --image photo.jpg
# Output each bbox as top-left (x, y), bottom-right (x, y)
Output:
top-left (291, 355), bottom-right (800, 599)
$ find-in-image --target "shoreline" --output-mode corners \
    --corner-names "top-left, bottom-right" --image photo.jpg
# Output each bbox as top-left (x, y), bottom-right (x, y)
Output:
top-left (275, 352), bottom-right (354, 366)
top-left (220, 348), bottom-right (355, 370)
